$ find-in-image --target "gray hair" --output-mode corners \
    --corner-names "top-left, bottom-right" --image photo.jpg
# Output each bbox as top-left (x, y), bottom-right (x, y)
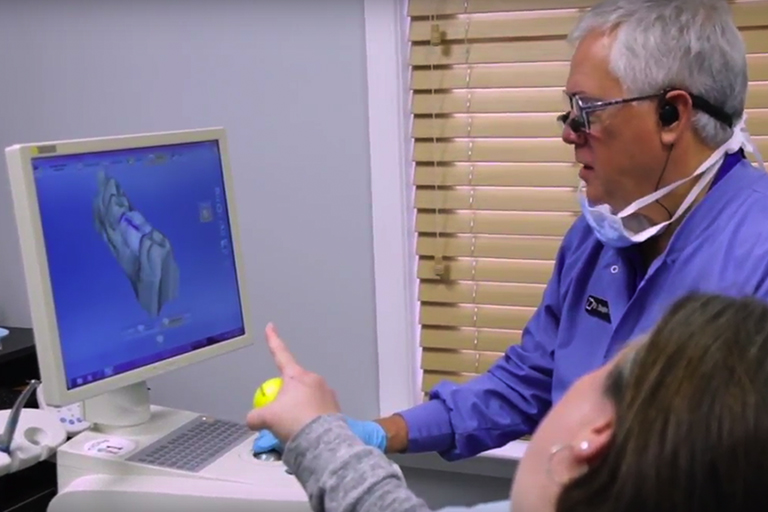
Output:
top-left (568, 0), bottom-right (748, 147)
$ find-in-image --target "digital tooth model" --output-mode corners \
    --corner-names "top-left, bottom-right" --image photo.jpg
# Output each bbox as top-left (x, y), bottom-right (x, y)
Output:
top-left (93, 170), bottom-right (180, 316)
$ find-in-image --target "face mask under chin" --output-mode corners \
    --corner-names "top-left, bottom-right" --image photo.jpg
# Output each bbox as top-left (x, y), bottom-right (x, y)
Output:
top-left (620, 213), bottom-right (654, 235)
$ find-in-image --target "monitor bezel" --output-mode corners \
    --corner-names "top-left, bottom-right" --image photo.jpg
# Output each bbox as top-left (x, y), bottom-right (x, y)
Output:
top-left (4, 127), bottom-right (253, 407)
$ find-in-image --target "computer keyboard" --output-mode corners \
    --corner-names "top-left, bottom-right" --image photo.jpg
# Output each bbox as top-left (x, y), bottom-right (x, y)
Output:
top-left (126, 415), bottom-right (253, 473)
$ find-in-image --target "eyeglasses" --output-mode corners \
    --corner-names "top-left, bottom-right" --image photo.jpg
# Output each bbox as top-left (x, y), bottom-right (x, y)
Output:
top-left (557, 88), bottom-right (733, 135)
top-left (557, 92), bottom-right (662, 134)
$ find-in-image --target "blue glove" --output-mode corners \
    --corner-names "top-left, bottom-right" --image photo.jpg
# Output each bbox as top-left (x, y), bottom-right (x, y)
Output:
top-left (252, 416), bottom-right (388, 454)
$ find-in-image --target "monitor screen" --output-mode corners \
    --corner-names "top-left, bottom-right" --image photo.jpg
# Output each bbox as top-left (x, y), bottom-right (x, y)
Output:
top-left (31, 140), bottom-right (245, 390)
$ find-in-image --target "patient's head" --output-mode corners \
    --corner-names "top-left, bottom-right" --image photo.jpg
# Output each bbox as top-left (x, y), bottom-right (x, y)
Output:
top-left (511, 293), bottom-right (768, 512)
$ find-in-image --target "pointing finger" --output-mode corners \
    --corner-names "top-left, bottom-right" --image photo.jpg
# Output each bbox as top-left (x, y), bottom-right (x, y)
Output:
top-left (265, 323), bottom-right (301, 375)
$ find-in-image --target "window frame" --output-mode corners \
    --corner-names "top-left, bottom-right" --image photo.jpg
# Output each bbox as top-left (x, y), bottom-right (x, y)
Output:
top-left (363, 0), bottom-right (529, 466)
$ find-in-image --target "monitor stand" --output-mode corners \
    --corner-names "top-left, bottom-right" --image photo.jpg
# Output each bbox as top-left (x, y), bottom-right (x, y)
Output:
top-left (48, 381), bottom-right (312, 512)
top-left (82, 381), bottom-right (151, 433)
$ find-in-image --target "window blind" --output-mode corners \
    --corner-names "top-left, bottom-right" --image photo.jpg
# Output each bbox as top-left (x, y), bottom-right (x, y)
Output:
top-left (408, 0), bottom-right (768, 396)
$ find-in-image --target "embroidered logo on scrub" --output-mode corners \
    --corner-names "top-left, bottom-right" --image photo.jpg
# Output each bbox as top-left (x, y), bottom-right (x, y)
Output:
top-left (585, 295), bottom-right (611, 323)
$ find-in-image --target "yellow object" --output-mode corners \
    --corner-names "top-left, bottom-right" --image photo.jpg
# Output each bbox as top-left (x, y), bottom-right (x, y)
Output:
top-left (253, 377), bottom-right (283, 408)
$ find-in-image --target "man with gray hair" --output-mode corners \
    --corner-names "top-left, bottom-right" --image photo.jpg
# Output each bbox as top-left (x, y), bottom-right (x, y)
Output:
top-left (254, 0), bottom-right (768, 472)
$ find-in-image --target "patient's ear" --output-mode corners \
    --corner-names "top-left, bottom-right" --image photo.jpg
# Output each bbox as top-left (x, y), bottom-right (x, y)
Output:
top-left (548, 414), bottom-right (615, 485)
top-left (572, 414), bottom-right (614, 466)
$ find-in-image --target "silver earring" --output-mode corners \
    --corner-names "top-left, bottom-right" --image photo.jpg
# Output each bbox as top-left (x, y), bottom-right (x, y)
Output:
top-left (547, 443), bottom-right (587, 485)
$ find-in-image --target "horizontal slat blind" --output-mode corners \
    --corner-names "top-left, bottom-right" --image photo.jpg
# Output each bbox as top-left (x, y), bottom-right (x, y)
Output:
top-left (409, 0), bottom-right (768, 395)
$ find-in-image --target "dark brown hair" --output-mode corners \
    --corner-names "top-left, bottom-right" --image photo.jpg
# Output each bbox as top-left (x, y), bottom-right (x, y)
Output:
top-left (556, 292), bottom-right (768, 512)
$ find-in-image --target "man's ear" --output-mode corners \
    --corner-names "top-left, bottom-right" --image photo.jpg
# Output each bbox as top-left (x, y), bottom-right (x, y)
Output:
top-left (659, 90), bottom-right (693, 147)
top-left (572, 413), bottom-right (615, 466)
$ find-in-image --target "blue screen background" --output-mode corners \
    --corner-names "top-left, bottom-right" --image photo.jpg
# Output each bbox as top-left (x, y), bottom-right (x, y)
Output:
top-left (32, 141), bottom-right (245, 389)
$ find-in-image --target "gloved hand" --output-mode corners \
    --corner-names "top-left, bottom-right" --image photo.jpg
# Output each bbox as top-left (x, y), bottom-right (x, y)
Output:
top-left (252, 416), bottom-right (388, 454)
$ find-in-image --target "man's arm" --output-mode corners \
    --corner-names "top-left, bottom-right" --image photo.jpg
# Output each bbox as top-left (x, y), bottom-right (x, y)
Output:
top-left (373, 230), bottom-right (573, 460)
top-left (375, 414), bottom-right (410, 453)
top-left (374, 313), bottom-right (560, 459)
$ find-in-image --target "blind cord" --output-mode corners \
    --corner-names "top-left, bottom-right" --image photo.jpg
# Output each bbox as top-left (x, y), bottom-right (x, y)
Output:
top-left (429, 7), bottom-right (444, 278)
top-left (458, 1), bottom-right (481, 375)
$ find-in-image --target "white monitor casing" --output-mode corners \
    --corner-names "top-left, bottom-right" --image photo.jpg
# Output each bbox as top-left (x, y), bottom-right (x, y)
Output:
top-left (4, 128), bottom-right (254, 414)
top-left (4, 130), bottom-right (313, 510)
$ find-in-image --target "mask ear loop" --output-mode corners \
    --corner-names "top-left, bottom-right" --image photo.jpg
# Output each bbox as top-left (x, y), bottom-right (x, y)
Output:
top-left (734, 113), bottom-right (765, 170)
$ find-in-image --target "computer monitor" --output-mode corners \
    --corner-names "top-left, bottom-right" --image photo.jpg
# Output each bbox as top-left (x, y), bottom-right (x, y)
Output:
top-left (4, 128), bottom-right (253, 428)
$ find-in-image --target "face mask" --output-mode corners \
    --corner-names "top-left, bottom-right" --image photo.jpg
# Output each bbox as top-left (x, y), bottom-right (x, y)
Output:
top-left (579, 115), bottom-right (764, 248)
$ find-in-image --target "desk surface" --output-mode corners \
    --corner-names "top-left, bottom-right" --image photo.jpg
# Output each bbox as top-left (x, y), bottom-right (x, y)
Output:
top-left (0, 327), bottom-right (34, 365)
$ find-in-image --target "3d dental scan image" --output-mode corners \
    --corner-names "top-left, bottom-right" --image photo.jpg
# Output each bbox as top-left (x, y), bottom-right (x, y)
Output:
top-left (29, 139), bottom-right (244, 390)
top-left (93, 170), bottom-right (180, 317)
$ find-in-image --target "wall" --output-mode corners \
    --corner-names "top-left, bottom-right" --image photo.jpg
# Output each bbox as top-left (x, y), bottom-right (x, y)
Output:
top-left (0, 0), bottom-right (511, 507)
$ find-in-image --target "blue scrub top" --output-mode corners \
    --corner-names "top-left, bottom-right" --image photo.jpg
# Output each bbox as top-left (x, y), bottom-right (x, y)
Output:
top-left (400, 153), bottom-right (768, 461)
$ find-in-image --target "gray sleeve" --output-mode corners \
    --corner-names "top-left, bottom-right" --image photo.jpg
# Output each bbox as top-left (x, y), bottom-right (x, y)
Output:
top-left (438, 501), bottom-right (512, 512)
top-left (282, 414), bottom-right (434, 512)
